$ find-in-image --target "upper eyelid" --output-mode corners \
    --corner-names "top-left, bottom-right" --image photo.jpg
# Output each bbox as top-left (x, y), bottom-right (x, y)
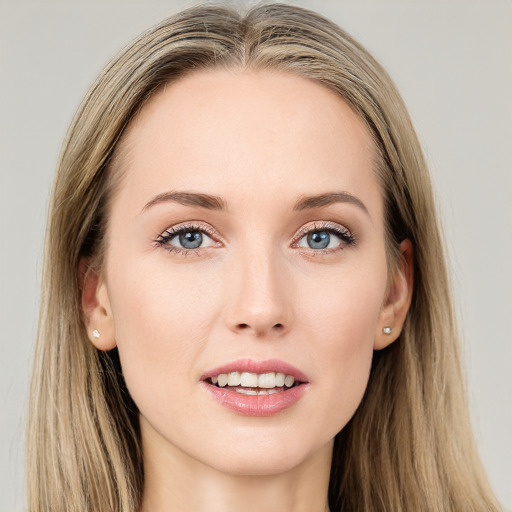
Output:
top-left (295, 220), bottom-right (351, 233)
top-left (157, 220), bottom-right (352, 245)
top-left (161, 221), bottom-right (218, 238)
top-left (293, 221), bottom-right (353, 240)
top-left (159, 219), bottom-right (351, 233)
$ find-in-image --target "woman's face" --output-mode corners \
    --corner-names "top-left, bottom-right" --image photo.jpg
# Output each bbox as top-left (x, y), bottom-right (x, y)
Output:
top-left (87, 69), bottom-right (409, 475)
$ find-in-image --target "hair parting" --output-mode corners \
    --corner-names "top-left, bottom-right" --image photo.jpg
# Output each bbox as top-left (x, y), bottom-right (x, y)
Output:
top-left (27, 3), bottom-right (500, 511)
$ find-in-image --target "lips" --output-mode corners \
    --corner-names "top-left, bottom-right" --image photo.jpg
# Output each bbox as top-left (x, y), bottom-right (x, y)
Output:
top-left (202, 358), bottom-right (309, 382)
top-left (200, 358), bottom-right (309, 416)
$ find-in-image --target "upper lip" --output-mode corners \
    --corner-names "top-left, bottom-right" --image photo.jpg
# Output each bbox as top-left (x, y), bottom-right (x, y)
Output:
top-left (201, 358), bottom-right (309, 383)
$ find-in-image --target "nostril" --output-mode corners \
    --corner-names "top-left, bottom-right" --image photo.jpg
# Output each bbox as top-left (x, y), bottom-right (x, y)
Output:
top-left (233, 321), bottom-right (287, 335)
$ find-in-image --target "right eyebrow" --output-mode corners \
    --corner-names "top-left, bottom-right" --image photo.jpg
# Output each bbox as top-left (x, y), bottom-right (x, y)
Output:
top-left (141, 191), bottom-right (227, 213)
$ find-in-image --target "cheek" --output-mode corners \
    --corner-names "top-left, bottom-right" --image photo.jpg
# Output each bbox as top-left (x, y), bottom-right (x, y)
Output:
top-left (105, 255), bottom-right (219, 413)
top-left (298, 262), bottom-right (387, 431)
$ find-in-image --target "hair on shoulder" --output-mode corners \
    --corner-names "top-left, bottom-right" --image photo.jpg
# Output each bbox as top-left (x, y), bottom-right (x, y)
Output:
top-left (27, 3), bottom-right (501, 511)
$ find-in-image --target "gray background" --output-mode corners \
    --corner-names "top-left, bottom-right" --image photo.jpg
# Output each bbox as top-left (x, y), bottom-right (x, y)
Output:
top-left (1, 1), bottom-right (511, 510)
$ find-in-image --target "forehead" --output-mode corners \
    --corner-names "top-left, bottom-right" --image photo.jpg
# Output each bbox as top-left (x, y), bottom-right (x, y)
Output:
top-left (113, 68), bottom-right (381, 217)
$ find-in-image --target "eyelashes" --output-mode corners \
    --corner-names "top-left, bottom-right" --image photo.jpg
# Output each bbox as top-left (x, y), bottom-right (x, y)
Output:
top-left (154, 223), bottom-right (221, 257)
top-left (292, 221), bottom-right (356, 253)
top-left (154, 221), bottom-right (356, 257)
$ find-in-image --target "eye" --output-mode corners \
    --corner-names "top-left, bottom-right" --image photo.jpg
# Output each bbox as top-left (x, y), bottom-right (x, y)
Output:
top-left (155, 223), bottom-right (219, 255)
top-left (294, 222), bottom-right (356, 253)
top-left (173, 230), bottom-right (206, 249)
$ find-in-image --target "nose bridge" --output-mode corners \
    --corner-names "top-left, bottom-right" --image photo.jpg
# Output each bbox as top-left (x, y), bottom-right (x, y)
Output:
top-left (224, 238), bottom-right (293, 337)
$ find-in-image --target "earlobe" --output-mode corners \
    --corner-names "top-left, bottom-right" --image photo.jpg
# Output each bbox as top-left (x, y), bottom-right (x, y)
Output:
top-left (80, 257), bottom-right (117, 351)
top-left (374, 239), bottom-right (414, 350)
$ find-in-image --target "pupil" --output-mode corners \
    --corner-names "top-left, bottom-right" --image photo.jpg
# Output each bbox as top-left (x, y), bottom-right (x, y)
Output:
top-left (308, 231), bottom-right (330, 249)
top-left (179, 231), bottom-right (202, 249)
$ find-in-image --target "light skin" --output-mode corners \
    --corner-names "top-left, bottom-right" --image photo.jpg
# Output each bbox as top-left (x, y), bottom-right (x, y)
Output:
top-left (82, 69), bottom-right (413, 512)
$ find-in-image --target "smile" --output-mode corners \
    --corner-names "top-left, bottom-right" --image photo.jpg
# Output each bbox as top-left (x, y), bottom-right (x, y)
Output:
top-left (209, 371), bottom-right (299, 393)
top-left (201, 359), bottom-right (309, 416)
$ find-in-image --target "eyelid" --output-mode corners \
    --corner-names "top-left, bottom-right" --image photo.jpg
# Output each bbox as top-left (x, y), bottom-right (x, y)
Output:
top-left (154, 219), bottom-right (355, 256)
top-left (291, 220), bottom-right (356, 253)
top-left (158, 221), bottom-right (220, 240)
top-left (293, 220), bottom-right (352, 240)
top-left (154, 221), bottom-right (223, 255)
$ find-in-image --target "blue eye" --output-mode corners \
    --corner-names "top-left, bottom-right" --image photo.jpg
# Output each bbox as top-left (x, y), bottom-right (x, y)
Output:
top-left (156, 221), bottom-right (355, 256)
top-left (156, 224), bottom-right (217, 254)
top-left (178, 230), bottom-right (203, 249)
top-left (295, 224), bottom-right (355, 252)
top-left (307, 231), bottom-right (331, 249)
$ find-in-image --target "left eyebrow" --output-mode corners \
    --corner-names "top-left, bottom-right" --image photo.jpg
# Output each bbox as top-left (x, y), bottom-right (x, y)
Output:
top-left (293, 191), bottom-right (370, 217)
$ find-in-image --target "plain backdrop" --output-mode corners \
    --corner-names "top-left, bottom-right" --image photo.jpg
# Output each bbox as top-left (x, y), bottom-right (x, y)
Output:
top-left (1, 1), bottom-right (511, 510)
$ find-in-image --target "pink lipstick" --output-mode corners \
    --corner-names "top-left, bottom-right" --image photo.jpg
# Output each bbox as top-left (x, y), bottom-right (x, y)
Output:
top-left (200, 358), bottom-right (309, 416)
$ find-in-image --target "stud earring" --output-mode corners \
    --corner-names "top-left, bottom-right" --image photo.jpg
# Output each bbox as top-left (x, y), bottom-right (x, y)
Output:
top-left (93, 329), bottom-right (100, 339)
top-left (383, 326), bottom-right (393, 335)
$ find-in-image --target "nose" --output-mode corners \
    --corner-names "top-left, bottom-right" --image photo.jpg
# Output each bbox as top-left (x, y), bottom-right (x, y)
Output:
top-left (223, 246), bottom-right (293, 338)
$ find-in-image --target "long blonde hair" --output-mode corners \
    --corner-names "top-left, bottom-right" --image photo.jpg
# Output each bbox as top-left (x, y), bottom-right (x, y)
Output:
top-left (27, 3), bottom-right (500, 511)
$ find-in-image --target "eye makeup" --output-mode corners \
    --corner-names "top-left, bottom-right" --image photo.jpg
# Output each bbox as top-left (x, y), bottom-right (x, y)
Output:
top-left (153, 219), bottom-right (357, 258)
top-left (291, 221), bottom-right (356, 256)
top-left (154, 222), bottom-right (220, 257)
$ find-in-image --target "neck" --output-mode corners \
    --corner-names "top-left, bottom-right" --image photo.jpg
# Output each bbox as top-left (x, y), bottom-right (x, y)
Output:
top-left (139, 417), bottom-right (332, 512)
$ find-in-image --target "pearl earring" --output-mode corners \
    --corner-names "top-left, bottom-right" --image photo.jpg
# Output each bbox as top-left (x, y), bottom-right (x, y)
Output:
top-left (383, 326), bottom-right (393, 335)
top-left (93, 329), bottom-right (100, 339)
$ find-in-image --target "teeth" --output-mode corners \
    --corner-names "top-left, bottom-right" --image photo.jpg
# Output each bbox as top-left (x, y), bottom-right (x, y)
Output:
top-left (240, 372), bottom-right (259, 387)
top-left (211, 371), bottom-right (298, 389)
top-left (227, 372), bottom-right (241, 386)
top-left (235, 388), bottom-right (281, 395)
top-left (284, 375), bottom-right (295, 387)
top-left (217, 374), bottom-right (228, 387)
top-left (275, 372), bottom-right (285, 386)
top-left (258, 372), bottom-right (276, 388)
top-left (235, 388), bottom-right (258, 395)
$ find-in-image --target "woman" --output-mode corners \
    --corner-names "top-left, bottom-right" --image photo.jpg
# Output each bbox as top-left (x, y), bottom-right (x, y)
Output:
top-left (27, 3), bottom-right (501, 511)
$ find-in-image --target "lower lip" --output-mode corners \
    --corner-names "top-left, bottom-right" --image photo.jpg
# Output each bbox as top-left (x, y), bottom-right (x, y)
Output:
top-left (201, 382), bottom-right (308, 416)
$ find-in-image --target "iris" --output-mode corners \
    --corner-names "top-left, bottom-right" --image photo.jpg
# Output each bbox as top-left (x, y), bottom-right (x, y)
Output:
top-left (307, 231), bottom-right (330, 249)
top-left (180, 231), bottom-right (202, 249)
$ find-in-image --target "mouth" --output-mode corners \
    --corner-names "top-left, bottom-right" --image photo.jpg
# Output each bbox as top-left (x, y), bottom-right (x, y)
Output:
top-left (206, 371), bottom-right (302, 395)
top-left (201, 359), bottom-right (309, 416)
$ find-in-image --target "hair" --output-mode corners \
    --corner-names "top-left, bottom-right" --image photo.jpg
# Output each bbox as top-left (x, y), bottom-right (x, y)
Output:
top-left (27, 3), bottom-right (501, 511)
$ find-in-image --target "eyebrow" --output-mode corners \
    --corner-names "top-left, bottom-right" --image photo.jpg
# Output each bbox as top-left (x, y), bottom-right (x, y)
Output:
top-left (141, 190), bottom-right (369, 216)
top-left (292, 191), bottom-right (369, 215)
top-left (142, 191), bottom-right (227, 212)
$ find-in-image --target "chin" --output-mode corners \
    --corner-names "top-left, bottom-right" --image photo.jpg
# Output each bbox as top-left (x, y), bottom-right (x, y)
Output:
top-left (199, 429), bottom-right (333, 477)
top-left (208, 450), bottom-right (309, 477)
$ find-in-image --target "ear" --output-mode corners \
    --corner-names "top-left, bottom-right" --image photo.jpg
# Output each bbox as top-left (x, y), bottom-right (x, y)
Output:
top-left (374, 239), bottom-right (414, 350)
top-left (79, 257), bottom-right (117, 351)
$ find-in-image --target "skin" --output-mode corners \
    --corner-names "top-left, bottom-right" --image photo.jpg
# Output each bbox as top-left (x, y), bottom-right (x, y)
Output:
top-left (82, 69), bottom-right (413, 512)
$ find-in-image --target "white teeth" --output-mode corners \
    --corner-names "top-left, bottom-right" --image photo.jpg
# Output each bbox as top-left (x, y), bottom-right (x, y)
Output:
top-left (234, 388), bottom-right (281, 395)
top-left (227, 371), bottom-right (241, 386)
top-left (258, 372), bottom-right (276, 388)
top-left (240, 372), bottom-right (259, 387)
top-left (217, 374), bottom-right (228, 387)
top-left (211, 371), bottom-right (298, 389)
top-left (284, 375), bottom-right (295, 387)
top-left (235, 388), bottom-right (258, 395)
top-left (259, 388), bottom-right (279, 395)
